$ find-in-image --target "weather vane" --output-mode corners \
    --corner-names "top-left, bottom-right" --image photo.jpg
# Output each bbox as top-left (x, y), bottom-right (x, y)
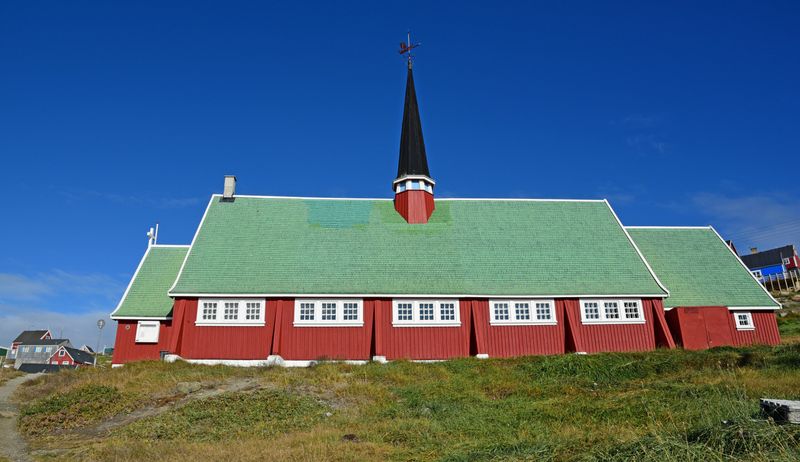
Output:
top-left (398, 31), bottom-right (421, 68)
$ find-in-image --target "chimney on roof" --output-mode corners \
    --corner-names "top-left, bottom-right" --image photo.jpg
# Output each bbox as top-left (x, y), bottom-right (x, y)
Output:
top-left (750, 247), bottom-right (758, 254)
top-left (223, 175), bottom-right (237, 199)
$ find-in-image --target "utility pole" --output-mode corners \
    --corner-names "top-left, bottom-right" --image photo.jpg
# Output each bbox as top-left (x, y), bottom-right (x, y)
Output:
top-left (95, 319), bottom-right (106, 366)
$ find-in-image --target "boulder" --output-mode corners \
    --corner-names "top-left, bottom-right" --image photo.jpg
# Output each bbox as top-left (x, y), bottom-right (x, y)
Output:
top-left (176, 381), bottom-right (202, 394)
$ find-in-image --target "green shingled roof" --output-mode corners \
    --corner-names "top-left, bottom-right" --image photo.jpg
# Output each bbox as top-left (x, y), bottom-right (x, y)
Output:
top-left (169, 196), bottom-right (666, 297)
top-left (112, 246), bottom-right (188, 318)
top-left (627, 227), bottom-right (778, 309)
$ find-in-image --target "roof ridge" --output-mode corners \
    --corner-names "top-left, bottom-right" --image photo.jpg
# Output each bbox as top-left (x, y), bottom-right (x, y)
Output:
top-left (215, 193), bottom-right (607, 203)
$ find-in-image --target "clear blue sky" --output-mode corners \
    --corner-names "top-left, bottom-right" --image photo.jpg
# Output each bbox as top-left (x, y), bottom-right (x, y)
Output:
top-left (1, 1), bottom-right (798, 347)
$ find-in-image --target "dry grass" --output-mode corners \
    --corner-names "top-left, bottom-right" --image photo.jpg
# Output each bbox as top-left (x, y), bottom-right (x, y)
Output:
top-left (0, 367), bottom-right (22, 387)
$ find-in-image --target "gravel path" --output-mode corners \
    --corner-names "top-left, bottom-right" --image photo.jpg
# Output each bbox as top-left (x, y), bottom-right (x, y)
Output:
top-left (0, 373), bottom-right (39, 462)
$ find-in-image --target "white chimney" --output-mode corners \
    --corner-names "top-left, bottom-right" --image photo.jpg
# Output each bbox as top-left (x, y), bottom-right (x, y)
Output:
top-left (223, 175), bottom-right (237, 199)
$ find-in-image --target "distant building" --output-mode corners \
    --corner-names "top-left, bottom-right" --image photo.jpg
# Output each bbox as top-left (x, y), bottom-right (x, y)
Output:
top-left (7, 329), bottom-right (78, 370)
top-left (741, 245), bottom-right (799, 280)
top-left (48, 346), bottom-right (94, 367)
top-left (7, 330), bottom-right (52, 361)
top-left (79, 345), bottom-right (95, 354)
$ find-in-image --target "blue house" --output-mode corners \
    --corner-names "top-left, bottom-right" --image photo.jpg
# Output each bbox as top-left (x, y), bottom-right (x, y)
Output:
top-left (740, 244), bottom-right (799, 280)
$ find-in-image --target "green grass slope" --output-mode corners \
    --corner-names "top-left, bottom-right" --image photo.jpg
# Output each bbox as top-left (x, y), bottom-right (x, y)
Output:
top-left (13, 344), bottom-right (800, 461)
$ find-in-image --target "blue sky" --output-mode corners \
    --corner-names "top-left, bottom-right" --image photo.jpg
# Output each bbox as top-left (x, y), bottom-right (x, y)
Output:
top-left (1, 1), bottom-right (798, 347)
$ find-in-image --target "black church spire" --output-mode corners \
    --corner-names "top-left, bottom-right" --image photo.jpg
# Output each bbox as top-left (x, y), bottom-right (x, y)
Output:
top-left (396, 64), bottom-right (431, 180)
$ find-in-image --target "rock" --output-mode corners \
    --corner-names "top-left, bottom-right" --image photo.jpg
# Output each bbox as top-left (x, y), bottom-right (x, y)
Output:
top-left (324, 412), bottom-right (333, 418)
top-left (341, 434), bottom-right (359, 442)
top-left (176, 382), bottom-right (202, 394)
top-left (792, 295), bottom-right (800, 302)
top-left (761, 398), bottom-right (800, 424)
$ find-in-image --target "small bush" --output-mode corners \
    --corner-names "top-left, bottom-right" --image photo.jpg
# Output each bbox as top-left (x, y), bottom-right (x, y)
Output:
top-left (19, 384), bottom-right (135, 435)
top-left (121, 389), bottom-right (326, 441)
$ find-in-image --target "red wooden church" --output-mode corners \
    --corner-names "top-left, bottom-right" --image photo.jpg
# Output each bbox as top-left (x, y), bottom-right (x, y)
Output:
top-left (111, 60), bottom-right (780, 367)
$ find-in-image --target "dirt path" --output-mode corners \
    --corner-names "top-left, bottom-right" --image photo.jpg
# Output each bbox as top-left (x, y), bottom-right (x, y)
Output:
top-left (0, 374), bottom-right (40, 462)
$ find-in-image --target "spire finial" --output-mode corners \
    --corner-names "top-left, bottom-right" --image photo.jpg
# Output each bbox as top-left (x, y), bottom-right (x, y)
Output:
top-left (398, 31), bottom-right (421, 69)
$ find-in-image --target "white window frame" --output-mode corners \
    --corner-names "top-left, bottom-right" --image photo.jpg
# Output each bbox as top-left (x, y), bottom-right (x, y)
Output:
top-left (580, 299), bottom-right (645, 324)
top-left (783, 257), bottom-right (791, 266)
top-left (135, 320), bottom-right (161, 343)
top-left (62, 361), bottom-right (69, 365)
top-left (195, 299), bottom-right (266, 326)
top-left (751, 269), bottom-right (763, 279)
top-left (489, 299), bottom-right (557, 326)
top-left (734, 312), bottom-right (755, 330)
top-left (58, 349), bottom-right (66, 357)
top-left (293, 299), bottom-right (364, 327)
top-left (392, 300), bottom-right (461, 327)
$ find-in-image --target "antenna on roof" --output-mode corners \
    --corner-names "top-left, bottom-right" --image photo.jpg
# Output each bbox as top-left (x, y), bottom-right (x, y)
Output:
top-left (398, 30), bottom-right (421, 69)
top-left (147, 223), bottom-right (159, 247)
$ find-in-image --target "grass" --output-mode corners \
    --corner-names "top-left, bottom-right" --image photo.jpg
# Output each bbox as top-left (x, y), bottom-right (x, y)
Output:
top-left (13, 344), bottom-right (800, 461)
top-left (0, 367), bottom-right (22, 386)
top-left (778, 312), bottom-right (800, 342)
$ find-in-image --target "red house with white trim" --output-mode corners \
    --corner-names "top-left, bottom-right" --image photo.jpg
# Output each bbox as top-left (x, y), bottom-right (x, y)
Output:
top-left (110, 57), bottom-right (779, 366)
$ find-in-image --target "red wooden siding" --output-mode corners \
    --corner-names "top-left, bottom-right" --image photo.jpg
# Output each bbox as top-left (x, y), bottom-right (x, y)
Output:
top-left (471, 300), bottom-right (565, 357)
top-left (729, 311), bottom-right (781, 346)
top-left (394, 190), bottom-right (435, 224)
top-left (374, 299), bottom-right (471, 360)
top-left (50, 349), bottom-right (74, 366)
top-left (173, 299), bottom-right (275, 360)
top-left (112, 320), bottom-right (173, 364)
top-left (563, 298), bottom-right (665, 353)
top-left (113, 297), bottom-right (686, 364)
top-left (665, 307), bottom-right (780, 350)
top-left (272, 299), bottom-right (374, 360)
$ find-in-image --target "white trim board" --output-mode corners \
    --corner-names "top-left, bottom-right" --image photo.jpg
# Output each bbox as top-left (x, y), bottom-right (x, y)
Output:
top-left (110, 246), bottom-right (154, 318)
top-left (604, 200), bottom-right (671, 297)
top-left (168, 292), bottom-right (669, 299)
top-left (708, 226), bottom-right (781, 309)
top-left (111, 316), bottom-right (172, 321)
top-left (662, 306), bottom-right (778, 312)
top-left (625, 226), bottom-right (714, 230)
top-left (168, 195), bottom-right (216, 294)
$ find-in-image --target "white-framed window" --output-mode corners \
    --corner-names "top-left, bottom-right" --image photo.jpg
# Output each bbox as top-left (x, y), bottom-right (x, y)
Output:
top-left (392, 300), bottom-right (461, 327)
top-left (196, 299), bottom-right (266, 326)
top-left (34, 346), bottom-right (42, 353)
top-left (489, 299), bottom-right (556, 325)
top-left (62, 361), bottom-right (69, 365)
top-left (734, 312), bottom-right (755, 330)
top-left (751, 269), bottom-right (763, 279)
top-left (293, 299), bottom-right (364, 327)
top-left (135, 320), bottom-right (160, 343)
top-left (343, 302), bottom-right (359, 321)
top-left (223, 301), bottom-right (239, 321)
top-left (58, 349), bottom-right (66, 357)
top-left (45, 347), bottom-right (52, 353)
top-left (245, 302), bottom-right (262, 321)
top-left (783, 257), bottom-right (791, 265)
top-left (201, 301), bottom-right (218, 320)
top-left (580, 299), bottom-right (644, 324)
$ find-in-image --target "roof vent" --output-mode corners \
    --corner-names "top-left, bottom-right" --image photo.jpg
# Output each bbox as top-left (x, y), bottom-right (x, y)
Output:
top-left (223, 175), bottom-right (237, 199)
